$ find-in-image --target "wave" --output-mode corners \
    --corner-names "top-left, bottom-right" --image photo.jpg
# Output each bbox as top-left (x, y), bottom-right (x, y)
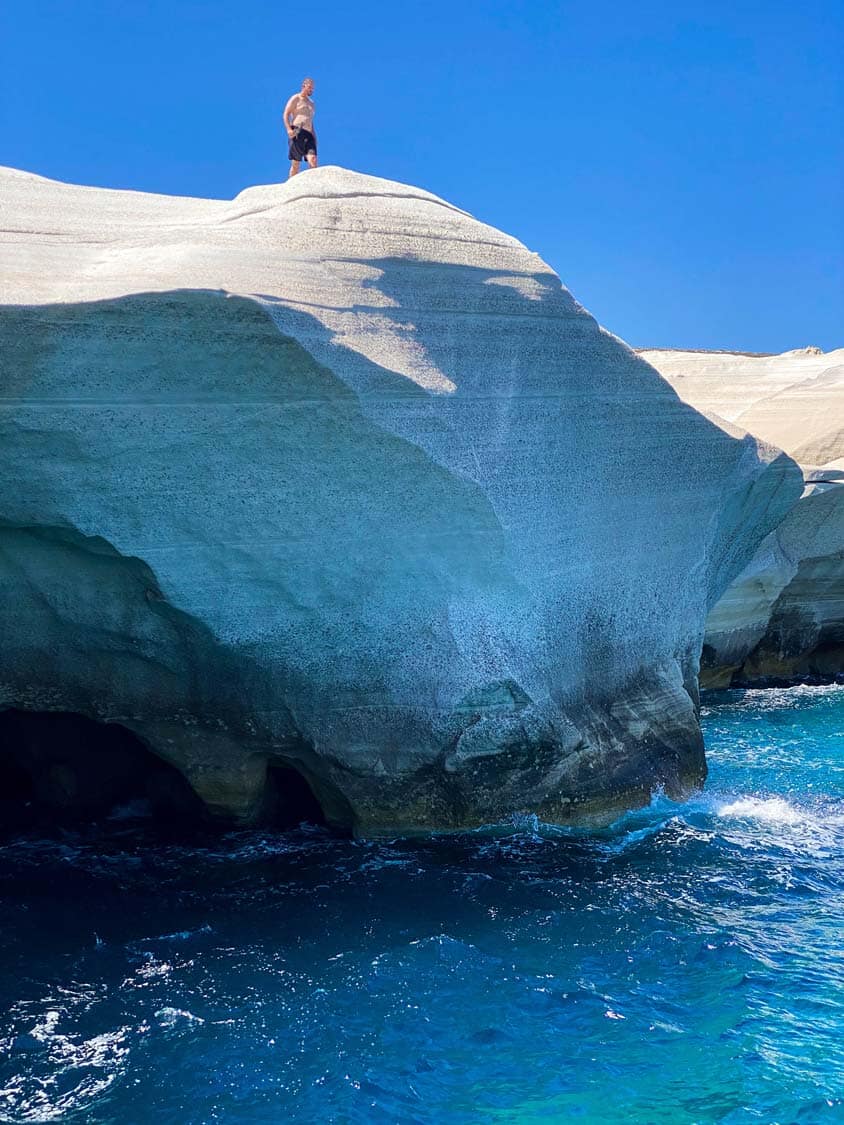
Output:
top-left (714, 795), bottom-right (805, 824)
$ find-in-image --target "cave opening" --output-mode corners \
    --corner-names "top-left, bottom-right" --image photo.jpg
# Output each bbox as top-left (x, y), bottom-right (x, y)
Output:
top-left (0, 709), bottom-right (204, 835)
top-left (806, 640), bottom-right (844, 681)
top-left (263, 763), bottom-right (331, 830)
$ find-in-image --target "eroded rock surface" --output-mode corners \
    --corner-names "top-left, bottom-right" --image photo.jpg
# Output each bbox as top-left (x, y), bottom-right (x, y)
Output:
top-left (0, 166), bottom-right (800, 831)
top-left (643, 348), bottom-right (844, 686)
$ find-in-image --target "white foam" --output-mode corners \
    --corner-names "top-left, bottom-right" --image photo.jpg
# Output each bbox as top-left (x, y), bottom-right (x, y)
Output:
top-left (715, 796), bottom-right (804, 824)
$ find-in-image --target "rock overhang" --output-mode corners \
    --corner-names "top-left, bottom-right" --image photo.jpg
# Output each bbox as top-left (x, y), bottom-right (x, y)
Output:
top-left (0, 165), bottom-right (804, 832)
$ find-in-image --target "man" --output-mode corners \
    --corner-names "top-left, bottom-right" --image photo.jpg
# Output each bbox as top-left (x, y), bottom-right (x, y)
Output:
top-left (283, 77), bottom-right (318, 177)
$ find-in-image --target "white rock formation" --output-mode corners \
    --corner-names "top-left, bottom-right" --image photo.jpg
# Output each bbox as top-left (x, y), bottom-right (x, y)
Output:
top-left (0, 166), bottom-right (801, 831)
top-left (641, 347), bottom-right (844, 472)
top-left (643, 348), bottom-right (844, 685)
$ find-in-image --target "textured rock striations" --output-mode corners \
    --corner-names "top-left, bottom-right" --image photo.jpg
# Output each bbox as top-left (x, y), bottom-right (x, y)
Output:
top-left (0, 166), bottom-right (800, 831)
top-left (643, 348), bottom-right (844, 686)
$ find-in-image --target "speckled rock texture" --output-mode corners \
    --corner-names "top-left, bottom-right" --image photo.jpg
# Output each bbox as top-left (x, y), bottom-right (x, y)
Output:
top-left (643, 348), bottom-right (844, 687)
top-left (0, 165), bottom-right (800, 832)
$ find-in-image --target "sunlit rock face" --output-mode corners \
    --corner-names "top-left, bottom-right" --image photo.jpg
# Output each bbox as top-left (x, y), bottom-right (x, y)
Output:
top-left (643, 348), bottom-right (844, 687)
top-left (0, 166), bottom-right (800, 832)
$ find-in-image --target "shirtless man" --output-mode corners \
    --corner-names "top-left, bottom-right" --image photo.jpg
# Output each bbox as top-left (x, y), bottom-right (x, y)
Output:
top-left (283, 77), bottom-right (318, 177)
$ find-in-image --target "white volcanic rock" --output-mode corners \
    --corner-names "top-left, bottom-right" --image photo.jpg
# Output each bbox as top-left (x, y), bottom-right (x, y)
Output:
top-left (697, 481), bottom-right (844, 685)
top-left (641, 346), bottom-right (844, 471)
top-left (643, 348), bottom-right (844, 685)
top-left (0, 166), bottom-right (801, 831)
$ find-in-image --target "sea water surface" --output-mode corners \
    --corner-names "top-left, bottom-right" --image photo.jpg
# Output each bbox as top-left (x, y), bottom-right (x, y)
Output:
top-left (1, 685), bottom-right (842, 1124)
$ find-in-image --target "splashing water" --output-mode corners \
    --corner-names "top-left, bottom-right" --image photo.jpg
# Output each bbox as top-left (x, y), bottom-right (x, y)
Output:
top-left (1, 685), bottom-right (842, 1123)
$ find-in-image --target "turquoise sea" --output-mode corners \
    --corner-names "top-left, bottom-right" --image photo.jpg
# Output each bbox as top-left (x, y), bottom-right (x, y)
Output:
top-left (1, 684), bottom-right (842, 1124)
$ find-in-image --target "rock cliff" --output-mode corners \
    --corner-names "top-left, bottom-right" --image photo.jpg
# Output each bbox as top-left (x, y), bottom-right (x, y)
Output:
top-left (0, 166), bottom-right (801, 831)
top-left (642, 348), bottom-right (844, 686)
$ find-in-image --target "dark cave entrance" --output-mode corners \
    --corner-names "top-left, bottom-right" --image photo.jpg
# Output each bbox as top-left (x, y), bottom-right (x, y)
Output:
top-left (805, 639), bottom-right (844, 681)
top-left (0, 709), bottom-right (204, 833)
top-left (263, 763), bottom-right (331, 829)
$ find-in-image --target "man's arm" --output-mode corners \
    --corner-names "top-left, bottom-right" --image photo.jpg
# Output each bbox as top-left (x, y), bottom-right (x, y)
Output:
top-left (282, 94), bottom-right (297, 137)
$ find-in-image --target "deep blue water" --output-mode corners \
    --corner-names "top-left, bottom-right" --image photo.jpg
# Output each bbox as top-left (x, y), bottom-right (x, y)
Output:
top-left (1, 685), bottom-right (843, 1124)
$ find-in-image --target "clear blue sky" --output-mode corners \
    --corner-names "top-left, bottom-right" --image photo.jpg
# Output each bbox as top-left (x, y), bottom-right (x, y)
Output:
top-left (2, 0), bottom-right (841, 351)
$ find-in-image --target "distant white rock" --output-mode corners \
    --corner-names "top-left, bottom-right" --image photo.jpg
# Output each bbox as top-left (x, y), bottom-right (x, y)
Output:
top-left (0, 166), bottom-right (800, 831)
top-left (643, 347), bottom-right (844, 685)
top-left (641, 346), bottom-right (844, 472)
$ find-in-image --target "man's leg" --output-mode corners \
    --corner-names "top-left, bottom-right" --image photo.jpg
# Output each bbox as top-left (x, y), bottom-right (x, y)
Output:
top-left (306, 151), bottom-right (318, 169)
top-left (288, 160), bottom-right (301, 178)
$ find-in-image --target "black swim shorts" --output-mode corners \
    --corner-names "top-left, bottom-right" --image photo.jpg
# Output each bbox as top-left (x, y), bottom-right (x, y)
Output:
top-left (288, 128), bottom-right (317, 161)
